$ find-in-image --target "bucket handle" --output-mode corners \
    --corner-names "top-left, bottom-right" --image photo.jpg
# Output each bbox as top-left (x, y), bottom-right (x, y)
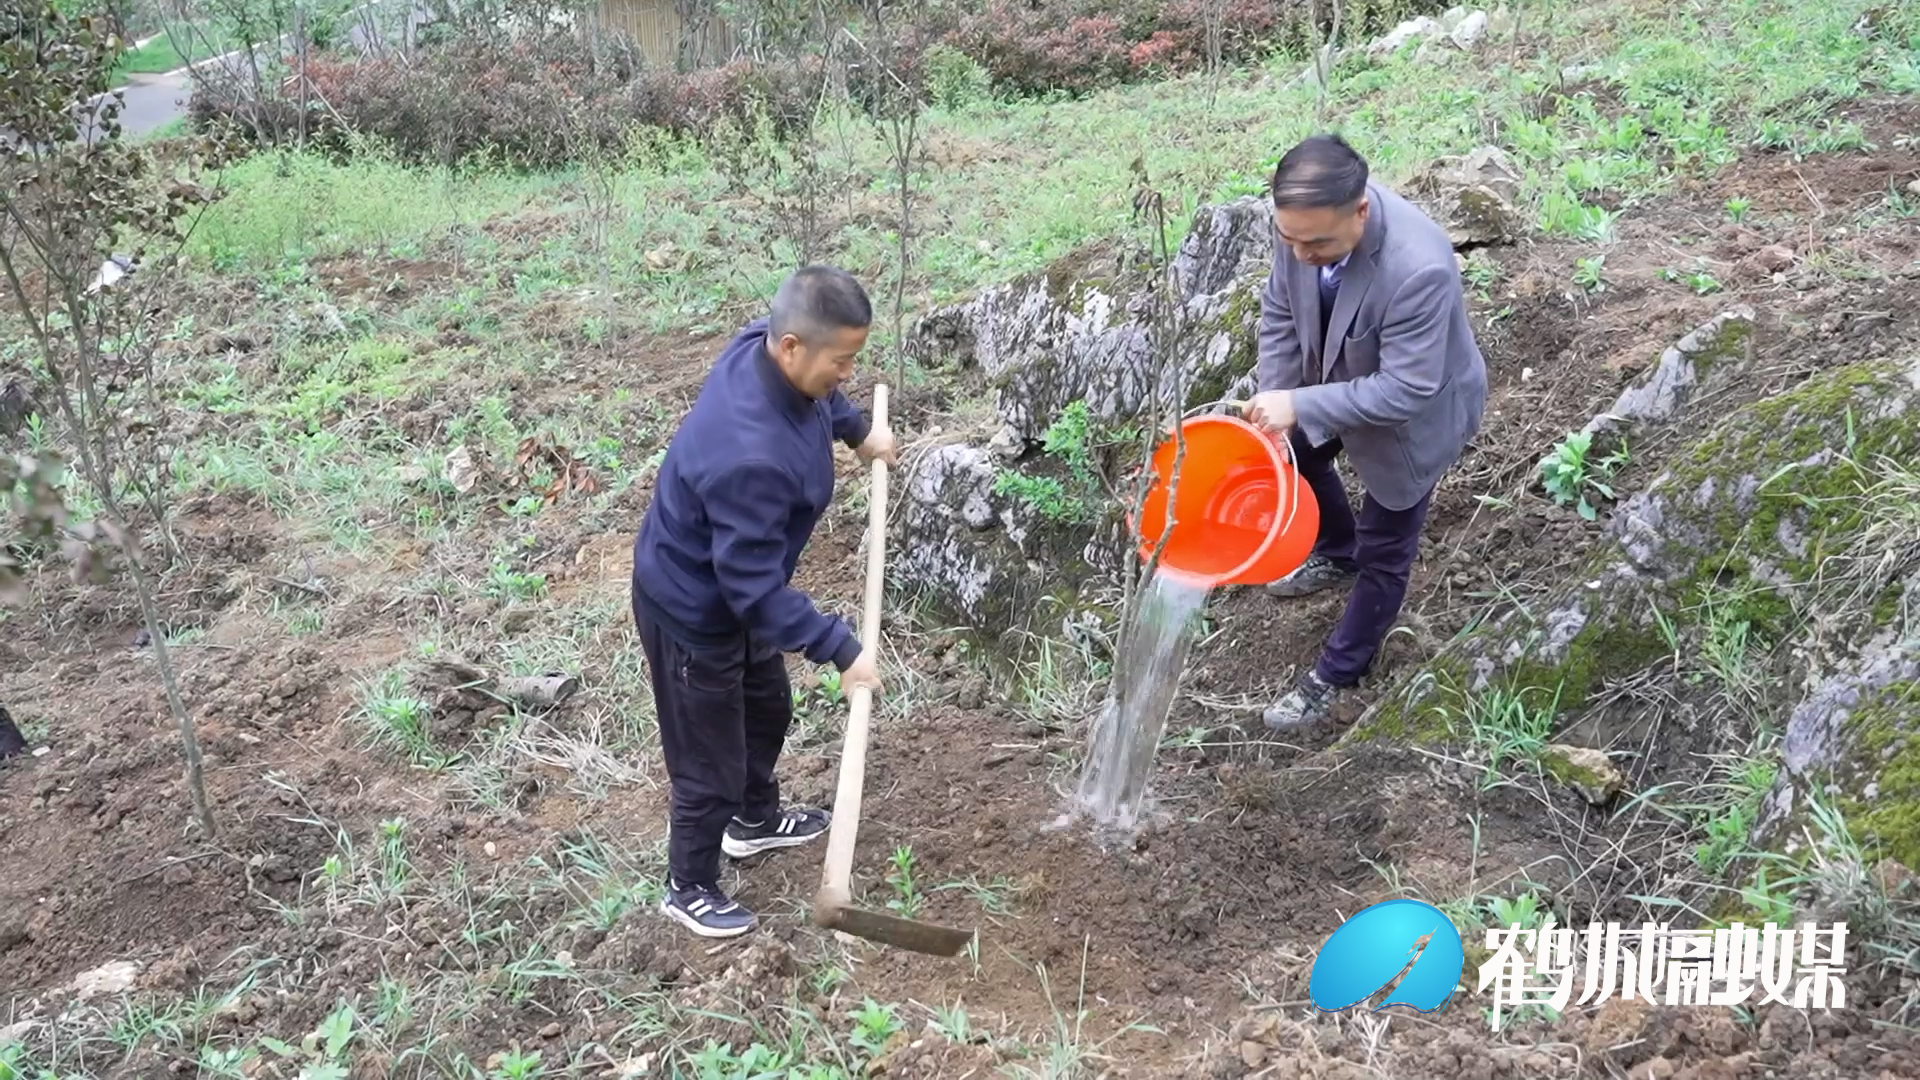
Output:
top-left (1182, 396), bottom-right (1247, 421)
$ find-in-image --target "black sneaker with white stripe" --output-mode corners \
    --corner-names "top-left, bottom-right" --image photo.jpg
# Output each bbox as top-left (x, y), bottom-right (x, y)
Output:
top-left (659, 879), bottom-right (758, 938)
top-left (721, 807), bottom-right (831, 858)
top-left (1265, 553), bottom-right (1359, 598)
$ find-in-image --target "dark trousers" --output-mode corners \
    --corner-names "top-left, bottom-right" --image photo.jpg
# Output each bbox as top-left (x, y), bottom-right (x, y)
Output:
top-left (1288, 428), bottom-right (1433, 688)
top-left (633, 590), bottom-right (793, 889)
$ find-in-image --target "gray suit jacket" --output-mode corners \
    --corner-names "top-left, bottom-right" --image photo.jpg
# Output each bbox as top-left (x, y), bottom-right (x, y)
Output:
top-left (1255, 181), bottom-right (1488, 512)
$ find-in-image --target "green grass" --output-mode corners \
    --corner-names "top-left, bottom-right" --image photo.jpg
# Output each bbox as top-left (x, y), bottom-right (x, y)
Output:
top-left (182, 0), bottom-right (1916, 351)
top-left (110, 34), bottom-right (188, 80)
top-left (109, 21), bottom-right (243, 82)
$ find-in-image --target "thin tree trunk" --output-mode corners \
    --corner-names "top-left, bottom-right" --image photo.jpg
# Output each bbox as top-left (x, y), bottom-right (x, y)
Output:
top-left (128, 552), bottom-right (216, 838)
top-left (891, 113), bottom-right (914, 390)
top-left (0, 209), bottom-right (217, 843)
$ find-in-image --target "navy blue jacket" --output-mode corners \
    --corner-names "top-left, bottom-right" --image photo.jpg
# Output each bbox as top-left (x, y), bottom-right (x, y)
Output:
top-left (631, 318), bottom-right (872, 671)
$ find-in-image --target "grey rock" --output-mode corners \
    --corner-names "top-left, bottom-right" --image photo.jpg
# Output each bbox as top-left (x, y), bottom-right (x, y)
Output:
top-left (894, 156), bottom-right (1573, 637)
top-left (1403, 146), bottom-right (1526, 248)
top-left (1367, 15), bottom-right (1440, 55)
top-left (1355, 350), bottom-right (1920, 880)
top-left (1543, 602), bottom-right (1590, 659)
top-left (1450, 10), bottom-right (1490, 49)
top-left (911, 196), bottom-right (1272, 448)
top-left (1582, 307), bottom-right (1756, 443)
top-left (894, 443), bottom-right (1109, 638)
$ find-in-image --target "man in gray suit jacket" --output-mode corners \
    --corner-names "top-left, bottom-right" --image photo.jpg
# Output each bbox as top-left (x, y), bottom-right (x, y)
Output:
top-left (1243, 134), bottom-right (1488, 731)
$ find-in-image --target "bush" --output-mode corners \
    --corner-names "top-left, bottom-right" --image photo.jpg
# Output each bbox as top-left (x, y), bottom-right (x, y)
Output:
top-left (922, 42), bottom-right (992, 111)
top-left (943, 3), bottom-right (1134, 98)
top-left (186, 0), bottom-right (1450, 168)
top-left (190, 32), bottom-right (820, 171)
top-left (930, 0), bottom-right (1447, 99)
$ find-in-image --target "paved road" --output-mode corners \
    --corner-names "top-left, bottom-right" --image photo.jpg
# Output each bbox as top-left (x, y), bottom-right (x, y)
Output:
top-left (81, 51), bottom-right (247, 142)
top-left (86, 1), bottom-right (433, 141)
top-left (112, 70), bottom-right (194, 137)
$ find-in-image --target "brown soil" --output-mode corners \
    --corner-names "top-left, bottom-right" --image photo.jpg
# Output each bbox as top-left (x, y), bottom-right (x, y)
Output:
top-left (6, 121), bottom-right (1920, 1078)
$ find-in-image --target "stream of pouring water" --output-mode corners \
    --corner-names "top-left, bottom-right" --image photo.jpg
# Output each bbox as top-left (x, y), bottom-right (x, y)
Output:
top-left (1069, 567), bottom-right (1213, 833)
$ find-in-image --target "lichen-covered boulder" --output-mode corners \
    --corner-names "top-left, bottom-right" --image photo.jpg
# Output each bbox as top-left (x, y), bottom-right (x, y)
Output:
top-left (1402, 145), bottom-right (1525, 249)
top-left (909, 197), bottom-right (1273, 449)
top-left (892, 441), bottom-right (1116, 646)
top-left (895, 172), bottom-right (1525, 640)
top-left (1352, 346), bottom-right (1920, 870)
top-left (894, 199), bottom-right (1278, 638)
top-left (1579, 306), bottom-right (1754, 450)
top-left (1763, 625), bottom-right (1919, 867)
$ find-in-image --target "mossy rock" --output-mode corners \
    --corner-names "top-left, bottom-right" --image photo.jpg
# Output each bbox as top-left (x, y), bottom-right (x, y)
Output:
top-left (903, 197), bottom-right (1275, 449)
top-left (1762, 633), bottom-right (1920, 869)
top-left (892, 440), bottom-right (1118, 645)
top-left (1540, 743), bottom-right (1627, 805)
top-left (1348, 351), bottom-right (1920, 822)
top-left (1834, 677), bottom-right (1920, 866)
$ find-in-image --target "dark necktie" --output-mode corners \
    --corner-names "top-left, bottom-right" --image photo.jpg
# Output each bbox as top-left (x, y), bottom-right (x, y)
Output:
top-left (1318, 262), bottom-right (1341, 351)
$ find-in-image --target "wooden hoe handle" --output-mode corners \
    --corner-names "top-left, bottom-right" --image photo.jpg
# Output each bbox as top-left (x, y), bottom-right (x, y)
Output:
top-left (818, 383), bottom-right (888, 908)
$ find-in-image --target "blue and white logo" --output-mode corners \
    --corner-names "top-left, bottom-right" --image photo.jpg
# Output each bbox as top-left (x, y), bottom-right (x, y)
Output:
top-left (1306, 897), bottom-right (1465, 1014)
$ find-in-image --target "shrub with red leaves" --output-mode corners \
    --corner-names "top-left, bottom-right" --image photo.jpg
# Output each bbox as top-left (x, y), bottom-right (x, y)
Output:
top-left (186, 0), bottom-right (1446, 168)
top-left (929, 0), bottom-right (1440, 99)
top-left (191, 32), bottom-right (817, 170)
top-left (941, 3), bottom-right (1134, 98)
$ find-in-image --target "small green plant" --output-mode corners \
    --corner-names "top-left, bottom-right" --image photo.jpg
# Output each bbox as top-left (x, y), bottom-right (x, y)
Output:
top-left (847, 999), bottom-right (902, 1058)
top-left (1483, 889), bottom-right (1549, 931)
top-left (812, 963), bottom-right (850, 998)
top-left (1537, 430), bottom-right (1630, 520)
top-left (377, 818), bottom-right (413, 898)
top-left (356, 667), bottom-right (458, 768)
top-left (1538, 189), bottom-right (1619, 241)
top-left (197, 1043), bottom-right (259, 1079)
top-left (793, 668), bottom-right (846, 718)
top-left (1462, 250), bottom-right (1501, 299)
top-left (319, 849), bottom-right (351, 908)
top-left (260, 1003), bottom-right (357, 1080)
top-left (491, 1049), bottom-right (545, 1080)
top-left (1464, 683), bottom-right (1563, 786)
top-left (993, 400), bottom-right (1110, 525)
top-left (685, 1041), bottom-right (796, 1078)
top-left (485, 560), bottom-right (548, 602)
top-left (1, 1041), bottom-right (34, 1080)
top-left (885, 845), bottom-right (923, 917)
top-left (1725, 196), bottom-right (1752, 222)
top-left (1573, 255), bottom-right (1608, 292)
top-left (1739, 865), bottom-right (1799, 924)
top-left (1660, 266), bottom-right (1723, 293)
top-left (1694, 757), bottom-right (1778, 876)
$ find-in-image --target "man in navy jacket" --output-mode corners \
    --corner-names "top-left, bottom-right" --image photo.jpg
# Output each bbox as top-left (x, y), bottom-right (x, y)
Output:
top-left (631, 265), bottom-right (896, 938)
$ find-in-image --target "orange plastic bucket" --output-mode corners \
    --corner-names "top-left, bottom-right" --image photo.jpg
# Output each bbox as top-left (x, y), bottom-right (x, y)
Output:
top-left (1133, 415), bottom-right (1320, 588)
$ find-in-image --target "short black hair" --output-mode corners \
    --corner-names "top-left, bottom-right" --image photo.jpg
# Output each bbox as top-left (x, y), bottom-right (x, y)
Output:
top-left (769, 265), bottom-right (873, 344)
top-left (1270, 134), bottom-right (1370, 209)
